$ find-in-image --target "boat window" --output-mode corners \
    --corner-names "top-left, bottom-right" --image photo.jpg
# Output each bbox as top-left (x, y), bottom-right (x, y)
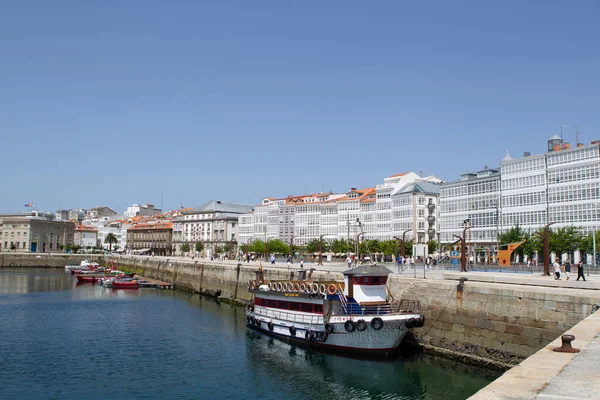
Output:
top-left (352, 276), bottom-right (360, 284)
top-left (364, 277), bottom-right (370, 284)
top-left (289, 302), bottom-right (300, 311)
top-left (255, 298), bottom-right (263, 306)
top-left (314, 305), bottom-right (323, 313)
top-left (301, 303), bottom-right (312, 312)
top-left (372, 277), bottom-right (379, 284)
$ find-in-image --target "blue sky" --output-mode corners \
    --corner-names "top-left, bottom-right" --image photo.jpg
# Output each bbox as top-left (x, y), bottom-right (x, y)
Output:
top-left (1, 1), bottom-right (598, 213)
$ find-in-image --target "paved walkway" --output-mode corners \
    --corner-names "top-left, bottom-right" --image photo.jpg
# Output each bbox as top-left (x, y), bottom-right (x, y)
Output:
top-left (470, 310), bottom-right (600, 399)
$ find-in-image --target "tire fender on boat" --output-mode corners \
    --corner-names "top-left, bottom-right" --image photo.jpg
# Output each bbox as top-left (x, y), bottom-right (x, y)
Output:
top-left (417, 315), bottom-right (425, 327)
top-left (356, 319), bottom-right (367, 332)
top-left (344, 320), bottom-right (356, 333)
top-left (371, 317), bottom-right (384, 330)
top-left (299, 283), bottom-right (306, 293)
top-left (268, 321), bottom-right (274, 331)
top-left (305, 330), bottom-right (312, 341)
top-left (289, 326), bottom-right (297, 336)
top-left (320, 331), bottom-right (328, 343)
top-left (327, 284), bottom-right (337, 295)
top-left (255, 319), bottom-right (261, 328)
top-left (310, 331), bottom-right (318, 341)
top-left (325, 323), bottom-right (334, 334)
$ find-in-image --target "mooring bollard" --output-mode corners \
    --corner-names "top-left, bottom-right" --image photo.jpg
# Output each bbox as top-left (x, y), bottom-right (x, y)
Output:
top-left (553, 334), bottom-right (580, 353)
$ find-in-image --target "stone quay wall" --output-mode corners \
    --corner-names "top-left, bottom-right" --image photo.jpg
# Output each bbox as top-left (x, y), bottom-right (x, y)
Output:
top-left (0, 253), bottom-right (103, 268)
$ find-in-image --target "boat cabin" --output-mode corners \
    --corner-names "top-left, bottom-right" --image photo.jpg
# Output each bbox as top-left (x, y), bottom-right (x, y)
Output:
top-left (342, 264), bottom-right (390, 304)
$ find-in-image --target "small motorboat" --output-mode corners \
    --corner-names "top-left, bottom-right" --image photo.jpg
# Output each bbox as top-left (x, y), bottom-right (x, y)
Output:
top-left (113, 279), bottom-right (139, 289)
top-left (75, 275), bottom-right (103, 283)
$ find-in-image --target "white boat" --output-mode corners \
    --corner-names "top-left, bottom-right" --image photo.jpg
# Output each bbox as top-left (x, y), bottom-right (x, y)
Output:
top-left (65, 260), bottom-right (100, 271)
top-left (245, 264), bottom-right (424, 356)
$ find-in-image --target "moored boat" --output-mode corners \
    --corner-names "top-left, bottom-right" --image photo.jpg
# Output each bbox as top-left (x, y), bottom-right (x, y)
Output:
top-left (112, 279), bottom-right (139, 289)
top-left (75, 275), bottom-right (103, 283)
top-left (245, 264), bottom-right (424, 356)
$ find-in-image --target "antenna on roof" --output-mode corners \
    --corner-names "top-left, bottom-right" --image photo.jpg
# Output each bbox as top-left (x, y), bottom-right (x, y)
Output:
top-left (574, 124), bottom-right (580, 145)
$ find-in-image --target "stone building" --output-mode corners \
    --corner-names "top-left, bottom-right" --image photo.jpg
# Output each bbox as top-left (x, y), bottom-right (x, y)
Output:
top-left (74, 224), bottom-right (98, 248)
top-left (175, 201), bottom-right (254, 257)
top-left (0, 212), bottom-right (74, 252)
top-left (126, 221), bottom-right (173, 256)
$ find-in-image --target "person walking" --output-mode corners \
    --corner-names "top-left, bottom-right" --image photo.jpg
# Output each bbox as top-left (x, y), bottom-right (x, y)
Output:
top-left (564, 259), bottom-right (572, 280)
top-left (270, 254), bottom-right (276, 265)
top-left (577, 260), bottom-right (586, 281)
top-left (300, 259), bottom-right (304, 269)
top-left (553, 260), bottom-right (561, 280)
top-left (346, 256), bottom-right (352, 269)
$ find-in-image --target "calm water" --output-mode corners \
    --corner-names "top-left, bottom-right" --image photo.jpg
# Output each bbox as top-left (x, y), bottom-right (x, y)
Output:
top-left (0, 268), bottom-right (499, 400)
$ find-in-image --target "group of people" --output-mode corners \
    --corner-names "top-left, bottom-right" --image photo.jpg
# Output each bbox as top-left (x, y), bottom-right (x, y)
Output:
top-left (553, 259), bottom-right (586, 281)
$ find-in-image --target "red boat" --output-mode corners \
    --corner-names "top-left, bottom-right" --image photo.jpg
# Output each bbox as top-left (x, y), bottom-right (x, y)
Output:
top-left (76, 275), bottom-right (102, 283)
top-left (112, 280), bottom-right (138, 289)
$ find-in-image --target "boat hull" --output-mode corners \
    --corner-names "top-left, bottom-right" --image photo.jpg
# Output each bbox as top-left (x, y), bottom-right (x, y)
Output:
top-left (245, 309), bottom-right (418, 355)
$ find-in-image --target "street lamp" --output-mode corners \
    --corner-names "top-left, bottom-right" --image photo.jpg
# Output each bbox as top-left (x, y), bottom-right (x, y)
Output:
top-left (393, 229), bottom-right (412, 259)
top-left (493, 202), bottom-right (500, 264)
top-left (593, 203), bottom-right (599, 268)
top-left (318, 234), bottom-right (324, 266)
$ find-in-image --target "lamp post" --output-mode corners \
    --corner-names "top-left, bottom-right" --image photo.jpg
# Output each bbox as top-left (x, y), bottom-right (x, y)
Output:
top-left (355, 232), bottom-right (364, 264)
top-left (593, 203), bottom-right (599, 268)
top-left (318, 234), bottom-right (324, 266)
top-left (494, 202), bottom-right (500, 264)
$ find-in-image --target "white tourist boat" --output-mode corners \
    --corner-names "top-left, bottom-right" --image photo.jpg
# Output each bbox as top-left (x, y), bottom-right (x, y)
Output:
top-left (245, 264), bottom-right (424, 356)
top-left (65, 260), bottom-right (100, 271)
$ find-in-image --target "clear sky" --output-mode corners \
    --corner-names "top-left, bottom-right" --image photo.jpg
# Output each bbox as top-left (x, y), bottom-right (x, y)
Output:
top-left (1, 1), bottom-right (598, 213)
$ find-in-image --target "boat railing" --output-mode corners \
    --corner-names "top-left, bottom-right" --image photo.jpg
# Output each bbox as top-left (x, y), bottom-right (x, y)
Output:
top-left (253, 306), bottom-right (323, 325)
top-left (330, 299), bottom-right (421, 316)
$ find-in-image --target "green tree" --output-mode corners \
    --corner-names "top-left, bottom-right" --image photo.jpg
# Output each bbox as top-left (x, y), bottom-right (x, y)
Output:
top-left (404, 239), bottom-right (414, 257)
top-left (427, 240), bottom-right (439, 255)
top-left (240, 244), bottom-right (250, 254)
top-left (499, 225), bottom-right (530, 260)
top-left (72, 245), bottom-right (82, 253)
top-left (549, 226), bottom-right (584, 259)
top-left (181, 243), bottom-right (190, 253)
top-left (249, 240), bottom-right (266, 255)
top-left (306, 239), bottom-right (320, 254)
top-left (329, 239), bottom-right (351, 254)
top-left (381, 240), bottom-right (398, 256)
top-left (223, 245), bottom-right (231, 255)
top-left (104, 233), bottom-right (118, 252)
top-left (214, 245), bottom-right (223, 254)
top-left (267, 239), bottom-right (289, 255)
top-left (195, 242), bottom-right (204, 253)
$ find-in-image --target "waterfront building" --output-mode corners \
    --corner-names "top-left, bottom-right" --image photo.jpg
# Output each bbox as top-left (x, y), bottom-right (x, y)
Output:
top-left (177, 201), bottom-right (254, 257)
top-left (237, 172), bottom-right (442, 250)
top-left (85, 206), bottom-right (117, 220)
top-left (502, 136), bottom-right (600, 235)
top-left (126, 221), bottom-right (173, 256)
top-left (55, 209), bottom-right (85, 222)
top-left (439, 166), bottom-right (501, 247)
top-left (123, 204), bottom-right (162, 218)
top-left (0, 211), bottom-right (74, 252)
top-left (438, 135), bottom-right (600, 260)
top-left (74, 224), bottom-right (98, 248)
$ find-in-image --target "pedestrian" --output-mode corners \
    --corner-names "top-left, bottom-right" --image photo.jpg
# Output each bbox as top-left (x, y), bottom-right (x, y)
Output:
top-left (410, 257), bottom-right (415, 270)
top-left (246, 253), bottom-right (250, 263)
top-left (553, 260), bottom-right (561, 280)
top-left (287, 255), bottom-right (291, 269)
top-left (347, 256), bottom-right (352, 268)
top-left (425, 257), bottom-right (430, 271)
top-left (300, 259), bottom-right (304, 269)
top-left (577, 260), bottom-right (586, 281)
top-left (270, 254), bottom-right (275, 265)
top-left (564, 259), bottom-right (572, 280)
top-left (251, 254), bottom-right (255, 262)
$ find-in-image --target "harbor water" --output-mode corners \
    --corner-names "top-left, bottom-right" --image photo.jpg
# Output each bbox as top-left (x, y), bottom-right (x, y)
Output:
top-left (0, 268), bottom-right (500, 399)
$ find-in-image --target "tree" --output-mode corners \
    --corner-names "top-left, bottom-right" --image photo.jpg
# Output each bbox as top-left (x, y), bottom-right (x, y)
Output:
top-left (267, 239), bottom-right (289, 255)
top-left (330, 239), bottom-right (351, 254)
top-left (214, 245), bottom-right (223, 254)
top-left (72, 245), bottom-right (82, 254)
top-left (113, 244), bottom-right (120, 251)
top-left (195, 242), bottom-right (204, 253)
top-left (181, 243), bottom-right (191, 253)
top-left (306, 240), bottom-right (321, 254)
top-left (427, 240), bottom-right (439, 255)
top-left (240, 244), bottom-right (250, 254)
top-left (104, 233), bottom-right (118, 252)
top-left (249, 240), bottom-right (266, 255)
top-left (549, 226), bottom-right (584, 260)
top-left (381, 240), bottom-right (398, 257)
top-left (404, 240), bottom-right (414, 257)
top-left (499, 225), bottom-right (529, 261)
top-left (223, 245), bottom-right (231, 255)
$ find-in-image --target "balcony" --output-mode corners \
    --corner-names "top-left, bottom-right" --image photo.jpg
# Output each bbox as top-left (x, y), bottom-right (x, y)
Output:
top-left (427, 203), bottom-right (436, 211)
top-left (427, 216), bottom-right (435, 224)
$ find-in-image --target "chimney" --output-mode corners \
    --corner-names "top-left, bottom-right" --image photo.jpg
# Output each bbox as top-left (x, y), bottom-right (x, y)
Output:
top-left (524, 152), bottom-right (531, 157)
top-left (351, 188), bottom-right (357, 191)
